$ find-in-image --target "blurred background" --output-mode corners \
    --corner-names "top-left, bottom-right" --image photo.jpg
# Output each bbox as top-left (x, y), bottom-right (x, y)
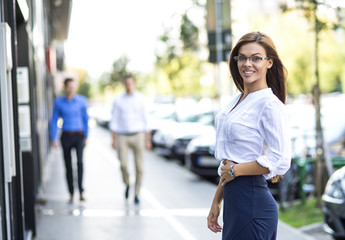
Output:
top-left (1, 0), bottom-right (345, 239)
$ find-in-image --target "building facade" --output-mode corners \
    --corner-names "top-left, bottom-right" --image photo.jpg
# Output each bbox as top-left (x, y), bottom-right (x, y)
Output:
top-left (0, 0), bottom-right (71, 239)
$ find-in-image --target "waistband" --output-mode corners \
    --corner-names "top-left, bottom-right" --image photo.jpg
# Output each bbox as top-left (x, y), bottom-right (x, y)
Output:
top-left (118, 132), bottom-right (140, 136)
top-left (62, 131), bottom-right (84, 135)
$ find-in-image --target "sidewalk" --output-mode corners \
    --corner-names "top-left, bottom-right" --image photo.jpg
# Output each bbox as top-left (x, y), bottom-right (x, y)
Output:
top-left (35, 126), bottom-right (317, 240)
top-left (277, 221), bottom-right (316, 240)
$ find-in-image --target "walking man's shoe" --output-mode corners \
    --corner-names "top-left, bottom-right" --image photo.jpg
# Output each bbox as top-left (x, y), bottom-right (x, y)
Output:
top-left (134, 195), bottom-right (140, 204)
top-left (68, 195), bottom-right (74, 204)
top-left (125, 185), bottom-right (130, 199)
top-left (80, 193), bottom-right (85, 201)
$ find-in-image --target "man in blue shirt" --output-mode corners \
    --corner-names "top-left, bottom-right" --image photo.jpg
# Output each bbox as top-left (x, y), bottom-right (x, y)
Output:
top-left (50, 78), bottom-right (89, 203)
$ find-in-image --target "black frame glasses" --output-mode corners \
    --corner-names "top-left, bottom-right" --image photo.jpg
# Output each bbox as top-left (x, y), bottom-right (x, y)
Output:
top-left (234, 56), bottom-right (270, 63)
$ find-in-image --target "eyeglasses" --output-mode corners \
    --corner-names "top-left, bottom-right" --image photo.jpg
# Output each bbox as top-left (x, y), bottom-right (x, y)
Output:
top-left (234, 56), bottom-right (270, 63)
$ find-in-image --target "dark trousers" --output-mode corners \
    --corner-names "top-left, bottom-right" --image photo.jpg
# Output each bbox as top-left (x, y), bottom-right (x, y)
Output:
top-left (60, 132), bottom-right (85, 195)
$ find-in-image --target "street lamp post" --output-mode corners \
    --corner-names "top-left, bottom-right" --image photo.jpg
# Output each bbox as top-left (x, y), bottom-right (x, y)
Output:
top-left (215, 0), bottom-right (223, 99)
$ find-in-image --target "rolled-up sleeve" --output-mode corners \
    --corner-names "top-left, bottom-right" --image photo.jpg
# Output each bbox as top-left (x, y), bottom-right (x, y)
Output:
top-left (257, 100), bottom-right (291, 179)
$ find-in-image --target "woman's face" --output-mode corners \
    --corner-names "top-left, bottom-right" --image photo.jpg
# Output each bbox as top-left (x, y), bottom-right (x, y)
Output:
top-left (237, 42), bottom-right (273, 89)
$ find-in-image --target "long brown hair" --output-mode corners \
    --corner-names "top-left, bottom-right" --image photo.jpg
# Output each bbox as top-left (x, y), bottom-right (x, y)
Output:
top-left (229, 31), bottom-right (287, 103)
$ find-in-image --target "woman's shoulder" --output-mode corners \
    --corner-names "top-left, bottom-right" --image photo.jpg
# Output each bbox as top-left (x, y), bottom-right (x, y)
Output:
top-left (260, 93), bottom-right (289, 120)
top-left (256, 89), bottom-right (285, 108)
top-left (269, 92), bottom-right (286, 109)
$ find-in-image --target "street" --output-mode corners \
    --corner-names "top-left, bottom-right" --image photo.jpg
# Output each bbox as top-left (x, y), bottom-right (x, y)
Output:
top-left (36, 125), bottom-right (327, 240)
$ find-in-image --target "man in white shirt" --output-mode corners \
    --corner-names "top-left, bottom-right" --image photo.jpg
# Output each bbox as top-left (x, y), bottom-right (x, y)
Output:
top-left (109, 75), bottom-right (151, 204)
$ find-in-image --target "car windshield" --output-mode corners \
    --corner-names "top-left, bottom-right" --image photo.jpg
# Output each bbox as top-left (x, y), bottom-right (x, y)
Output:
top-left (179, 111), bottom-right (215, 126)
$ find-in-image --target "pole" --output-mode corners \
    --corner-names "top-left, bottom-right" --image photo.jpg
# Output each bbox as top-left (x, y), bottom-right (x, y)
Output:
top-left (214, 0), bottom-right (223, 99)
top-left (313, 6), bottom-right (328, 207)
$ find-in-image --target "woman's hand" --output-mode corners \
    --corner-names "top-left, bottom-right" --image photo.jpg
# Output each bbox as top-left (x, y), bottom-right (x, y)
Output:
top-left (220, 160), bottom-right (236, 186)
top-left (207, 204), bottom-right (222, 233)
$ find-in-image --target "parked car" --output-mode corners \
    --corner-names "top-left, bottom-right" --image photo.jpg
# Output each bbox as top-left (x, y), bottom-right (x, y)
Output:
top-left (171, 112), bottom-right (215, 161)
top-left (152, 121), bottom-right (180, 157)
top-left (152, 110), bottom-right (216, 162)
top-left (322, 164), bottom-right (345, 240)
top-left (88, 102), bottom-right (112, 128)
top-left (184, 130), bottom-right (218, 178)
top-left (148, 102), bottom-right (177, 148)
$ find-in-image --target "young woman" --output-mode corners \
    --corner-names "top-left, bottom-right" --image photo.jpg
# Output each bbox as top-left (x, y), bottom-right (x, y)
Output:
top-left (207, 31), bottom-right (291, 239)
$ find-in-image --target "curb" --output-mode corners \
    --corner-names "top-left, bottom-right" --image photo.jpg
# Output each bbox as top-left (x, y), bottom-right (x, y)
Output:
top-left (278, 220), bottom-right (317, 240)
top-left (299, 222), bottom-right (324, 233)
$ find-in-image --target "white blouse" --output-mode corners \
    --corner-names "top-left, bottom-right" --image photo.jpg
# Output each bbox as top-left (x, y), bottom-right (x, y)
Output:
top-left (215, 88), bottom-right (291, 180)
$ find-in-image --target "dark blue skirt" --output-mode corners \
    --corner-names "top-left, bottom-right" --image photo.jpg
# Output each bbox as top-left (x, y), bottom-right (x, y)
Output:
top-left (222, 175), bottom-right (278, 240)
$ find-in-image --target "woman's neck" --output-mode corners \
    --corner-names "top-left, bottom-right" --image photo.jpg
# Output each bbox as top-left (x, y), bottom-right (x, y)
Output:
top-left (243, 83), bottom-right (268, 98)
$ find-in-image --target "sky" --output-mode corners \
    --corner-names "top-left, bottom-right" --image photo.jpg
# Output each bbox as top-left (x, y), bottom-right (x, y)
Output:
top-left (64, 0), bottom-right (200, 78)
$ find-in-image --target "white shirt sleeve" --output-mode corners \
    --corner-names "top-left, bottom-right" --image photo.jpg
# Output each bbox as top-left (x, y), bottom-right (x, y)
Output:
top-left (256, 100), bottom-right (291, 179)
top-left (108, 100), bottom-right (118, 132)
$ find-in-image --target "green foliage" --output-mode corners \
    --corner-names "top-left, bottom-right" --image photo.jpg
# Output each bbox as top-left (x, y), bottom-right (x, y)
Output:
top-left (154, 7), bottom-right (204, 97)
top-left (156, 30), bottom-right (178, 63)
top-left (250, 8), bottom-right (345, 96)
top-left (109, 56), bottom-right (131, 86)
top-left (99, 55), bottom-right (132, 92)
top-left (94, 1), bottom-right (209, 98)
top-left (78, 81), bottom-right (91, 98)
top-left (250, 12), bottom-right (314, 96)
top-left (318, 30), bottom-right (345, 93)
top-left (180, 13), bottom-right (199, 52)
top-left (279, 197), bottom-right (323, 228)
top-left (155, 51), bottom-right (203, 97)
top-left (98, 72), bottom-right (110, 93)
top-left (171, 53), bottom-right (203, 97)
top-left (289, 0), bottom-right (345, 94)
top-left (68, 67), bottom-right (92, 98)
top-left (294, 0), bottom-right (345, 32)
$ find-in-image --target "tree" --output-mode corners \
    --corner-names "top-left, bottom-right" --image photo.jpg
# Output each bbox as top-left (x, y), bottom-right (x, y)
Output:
top-left (109, 56), bottom-right (131, 87)
top-left (154, 6), bottom-right (204, 97)
top-left (98, 55), bottom-right (131, 92)
top-left (78, 80), bottom-right (91, 99)
top-left (289, 0), bottom-right (345, 206)
top-left (251, 6), bottom-right (345, 96)
top-left (180, 13), bottom-right (199, 52)
top-left (68, 68), bottom-right (92, 99)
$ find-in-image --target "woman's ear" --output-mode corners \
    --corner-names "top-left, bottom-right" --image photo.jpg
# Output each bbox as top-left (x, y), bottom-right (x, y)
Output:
top-left (267, 59), bottom-right (273, 69)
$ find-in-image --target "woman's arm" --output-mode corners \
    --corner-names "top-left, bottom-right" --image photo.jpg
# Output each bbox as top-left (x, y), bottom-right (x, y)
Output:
top-left (232, 160), bottom-right (269, 176)
top-left (207, 180), bottom-right (224, 233)
top-left (220, 160), bottom-right (269, 186)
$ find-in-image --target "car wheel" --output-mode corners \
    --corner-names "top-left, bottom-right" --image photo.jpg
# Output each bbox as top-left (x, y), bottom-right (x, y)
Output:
top-left (185, 155), bottom-right (193, 171)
